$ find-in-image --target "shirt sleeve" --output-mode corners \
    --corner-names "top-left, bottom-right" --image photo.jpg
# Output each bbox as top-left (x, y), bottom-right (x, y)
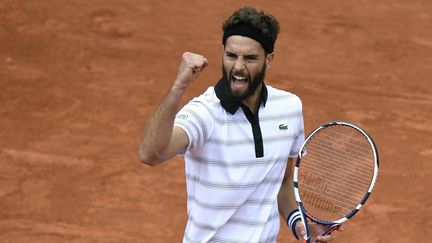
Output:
top-left (174, 99), bottom-right (213, 154)
top-left (289, 103), bottom-right (305, 158)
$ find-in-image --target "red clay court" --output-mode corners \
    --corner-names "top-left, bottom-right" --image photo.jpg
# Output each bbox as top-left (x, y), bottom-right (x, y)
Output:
top-left (1, 0), bottom-right (431, 242)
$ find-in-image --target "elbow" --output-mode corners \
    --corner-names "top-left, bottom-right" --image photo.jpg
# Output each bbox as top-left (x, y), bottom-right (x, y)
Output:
top-left (137, 149), bottom-right (161, 167)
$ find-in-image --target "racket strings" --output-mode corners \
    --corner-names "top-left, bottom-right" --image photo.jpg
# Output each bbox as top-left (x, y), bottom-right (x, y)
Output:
top-left (303, 187), bottom-right (342, 216)
top-left (305, 150), bottom-right (373, 184)
top-left (304, 139), bottom-right (374, 190)
top-left (298, 125), bottom-right (375, 222)
top-left (300, 172), bottom-right (361, 218)
top-left (313, 132), bottom-right (373, 158)
top-left (301, 181), bottom-right (361, 210)
top-left (323, 129), bottom-right (372, 149)
top-left (301, 163), bottom-right (370, 195)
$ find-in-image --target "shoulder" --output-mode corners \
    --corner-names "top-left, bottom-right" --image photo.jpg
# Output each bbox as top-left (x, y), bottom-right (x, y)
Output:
top-left (177, 87), bottom-right (219, 118)
top-left (266, 85), bottom-right (302, 108)
top-left (194, 86), bottom-right (219, 104)
top-left (185, 86), bottom-right (221, 112)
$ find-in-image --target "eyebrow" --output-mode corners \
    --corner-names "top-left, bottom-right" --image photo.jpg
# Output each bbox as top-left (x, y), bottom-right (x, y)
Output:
top-left (244, 54), bottom-right (259, 59)
top-left (225, 51), bottom-right (259, 59)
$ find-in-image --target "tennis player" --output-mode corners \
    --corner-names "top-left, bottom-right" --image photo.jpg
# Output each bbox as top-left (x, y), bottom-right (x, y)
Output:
top-left (139, 6), bottom-right (337, 243)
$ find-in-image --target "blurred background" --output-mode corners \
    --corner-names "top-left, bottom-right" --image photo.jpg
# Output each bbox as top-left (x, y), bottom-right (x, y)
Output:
top-left (1, 0), bottom-right (431, 242)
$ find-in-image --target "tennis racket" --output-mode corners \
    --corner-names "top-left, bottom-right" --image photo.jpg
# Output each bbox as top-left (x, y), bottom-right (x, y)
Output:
top-left (293, 121), bottom-right (379, 242)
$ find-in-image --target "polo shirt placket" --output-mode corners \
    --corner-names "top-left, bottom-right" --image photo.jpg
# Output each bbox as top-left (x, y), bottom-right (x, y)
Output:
top-left (241, 104), bottom-right (264, 158)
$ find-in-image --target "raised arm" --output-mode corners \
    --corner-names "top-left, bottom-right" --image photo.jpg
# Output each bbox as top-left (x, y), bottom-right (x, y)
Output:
top-left (138, 52), bottom-right (208, 166)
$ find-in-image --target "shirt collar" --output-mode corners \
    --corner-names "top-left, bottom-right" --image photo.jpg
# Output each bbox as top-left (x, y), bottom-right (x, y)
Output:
top-left (214, 78), bottom-right (268, 115)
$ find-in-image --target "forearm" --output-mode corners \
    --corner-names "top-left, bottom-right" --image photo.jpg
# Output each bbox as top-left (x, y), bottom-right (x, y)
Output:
top-left (138, 84), bottom-right (185, 165)
top-left (277, 174), bottom-right (298, 220)
top-left (278, 158), bottom-right (302, 239)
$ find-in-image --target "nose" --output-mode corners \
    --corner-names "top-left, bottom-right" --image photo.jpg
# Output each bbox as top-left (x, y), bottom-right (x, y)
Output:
top-left (233, 58), bottom-right (245, 71)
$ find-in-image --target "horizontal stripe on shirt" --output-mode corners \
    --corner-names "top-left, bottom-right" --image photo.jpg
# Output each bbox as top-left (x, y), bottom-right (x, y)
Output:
top-left (206, 134), bottom-right (300, 146)
top-left (184, 154), bottom-right (289, 167)
top-left (188, 211), bottom-right (280, 230)
top-left (187, 195), bottom-right (276, 210)
top-left (186, 174), bottom-right (283, 189)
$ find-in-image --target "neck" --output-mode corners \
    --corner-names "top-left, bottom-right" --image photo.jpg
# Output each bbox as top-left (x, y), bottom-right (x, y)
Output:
top-left (241, 83), bottom-right (263, 114)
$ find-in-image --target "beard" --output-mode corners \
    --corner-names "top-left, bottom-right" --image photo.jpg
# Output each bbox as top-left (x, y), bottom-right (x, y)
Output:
top-left (222, 63), bottom-right (266, 101)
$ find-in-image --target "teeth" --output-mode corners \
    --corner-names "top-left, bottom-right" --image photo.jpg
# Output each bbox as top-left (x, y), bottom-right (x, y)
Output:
top-left (233, 75), bottom-right (246, 80)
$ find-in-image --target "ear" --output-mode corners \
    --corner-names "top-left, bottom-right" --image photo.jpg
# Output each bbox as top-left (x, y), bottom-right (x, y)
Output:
top-left (265, 53), bottom-right (274, 69)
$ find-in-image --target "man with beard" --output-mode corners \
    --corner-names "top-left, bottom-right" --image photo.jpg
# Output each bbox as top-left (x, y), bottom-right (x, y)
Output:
top-left (138, 7), bottom-right (336, 243)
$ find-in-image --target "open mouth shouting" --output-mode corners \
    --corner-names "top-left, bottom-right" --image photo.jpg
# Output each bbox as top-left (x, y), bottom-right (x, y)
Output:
top-left (231, 74), bottom-right (250, 92)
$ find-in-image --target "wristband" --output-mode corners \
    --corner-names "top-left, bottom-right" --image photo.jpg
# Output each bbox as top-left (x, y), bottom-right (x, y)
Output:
top-left (286, 209), bottom-right (302, 240)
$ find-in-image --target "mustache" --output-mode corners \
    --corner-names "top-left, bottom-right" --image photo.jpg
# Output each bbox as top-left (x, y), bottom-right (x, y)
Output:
top-left (231, 70), bottom-right (248, 78)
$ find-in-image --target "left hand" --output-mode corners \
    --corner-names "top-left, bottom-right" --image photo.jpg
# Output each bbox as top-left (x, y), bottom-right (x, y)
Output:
top-left (295, 221), bottom-right (343, 242)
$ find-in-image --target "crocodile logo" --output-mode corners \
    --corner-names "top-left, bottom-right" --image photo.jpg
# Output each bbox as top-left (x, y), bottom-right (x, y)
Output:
top-left (279, 124), bottom-right (288, 130)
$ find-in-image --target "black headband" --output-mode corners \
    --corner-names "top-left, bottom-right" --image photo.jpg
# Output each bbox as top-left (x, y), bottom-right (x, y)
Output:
top-left (222, 25), bottom-right (274, 53)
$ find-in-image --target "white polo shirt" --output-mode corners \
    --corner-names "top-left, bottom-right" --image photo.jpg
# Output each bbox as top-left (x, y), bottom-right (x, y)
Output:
top-left (174, 81), bottom-right (305, 243)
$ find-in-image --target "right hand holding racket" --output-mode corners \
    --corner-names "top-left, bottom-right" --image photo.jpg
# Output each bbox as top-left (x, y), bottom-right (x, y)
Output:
top-left (294, 221), bottom-right (343, 242)
top-left (174, 52), bottom-right (208, 89)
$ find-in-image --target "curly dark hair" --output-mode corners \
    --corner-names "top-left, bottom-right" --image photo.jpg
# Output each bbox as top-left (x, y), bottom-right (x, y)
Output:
top-left (222, 7), bottom-right (280, 47)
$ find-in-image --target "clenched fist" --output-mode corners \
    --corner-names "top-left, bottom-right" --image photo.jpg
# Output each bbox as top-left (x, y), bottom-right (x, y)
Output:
top-left (174, 52), bottom-right (208, 89)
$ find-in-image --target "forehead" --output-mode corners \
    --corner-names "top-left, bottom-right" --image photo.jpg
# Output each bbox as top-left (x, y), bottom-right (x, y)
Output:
top-left (224, 35), bottom-right (265, 55)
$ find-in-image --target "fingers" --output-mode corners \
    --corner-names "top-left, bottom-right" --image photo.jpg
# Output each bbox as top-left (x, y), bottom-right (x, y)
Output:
top-left (315, 225), bottom-right (343, 242)
top-left (175, 52), bottom-right (208, 87)
top-left (307, 223), bottom-right (341, 243)
top-left (183, 52), bottom-right (207, 73)
top-left (315, 234), bottom-right (333, 242)
top-left (295, 223), bottom-right (334, 243)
